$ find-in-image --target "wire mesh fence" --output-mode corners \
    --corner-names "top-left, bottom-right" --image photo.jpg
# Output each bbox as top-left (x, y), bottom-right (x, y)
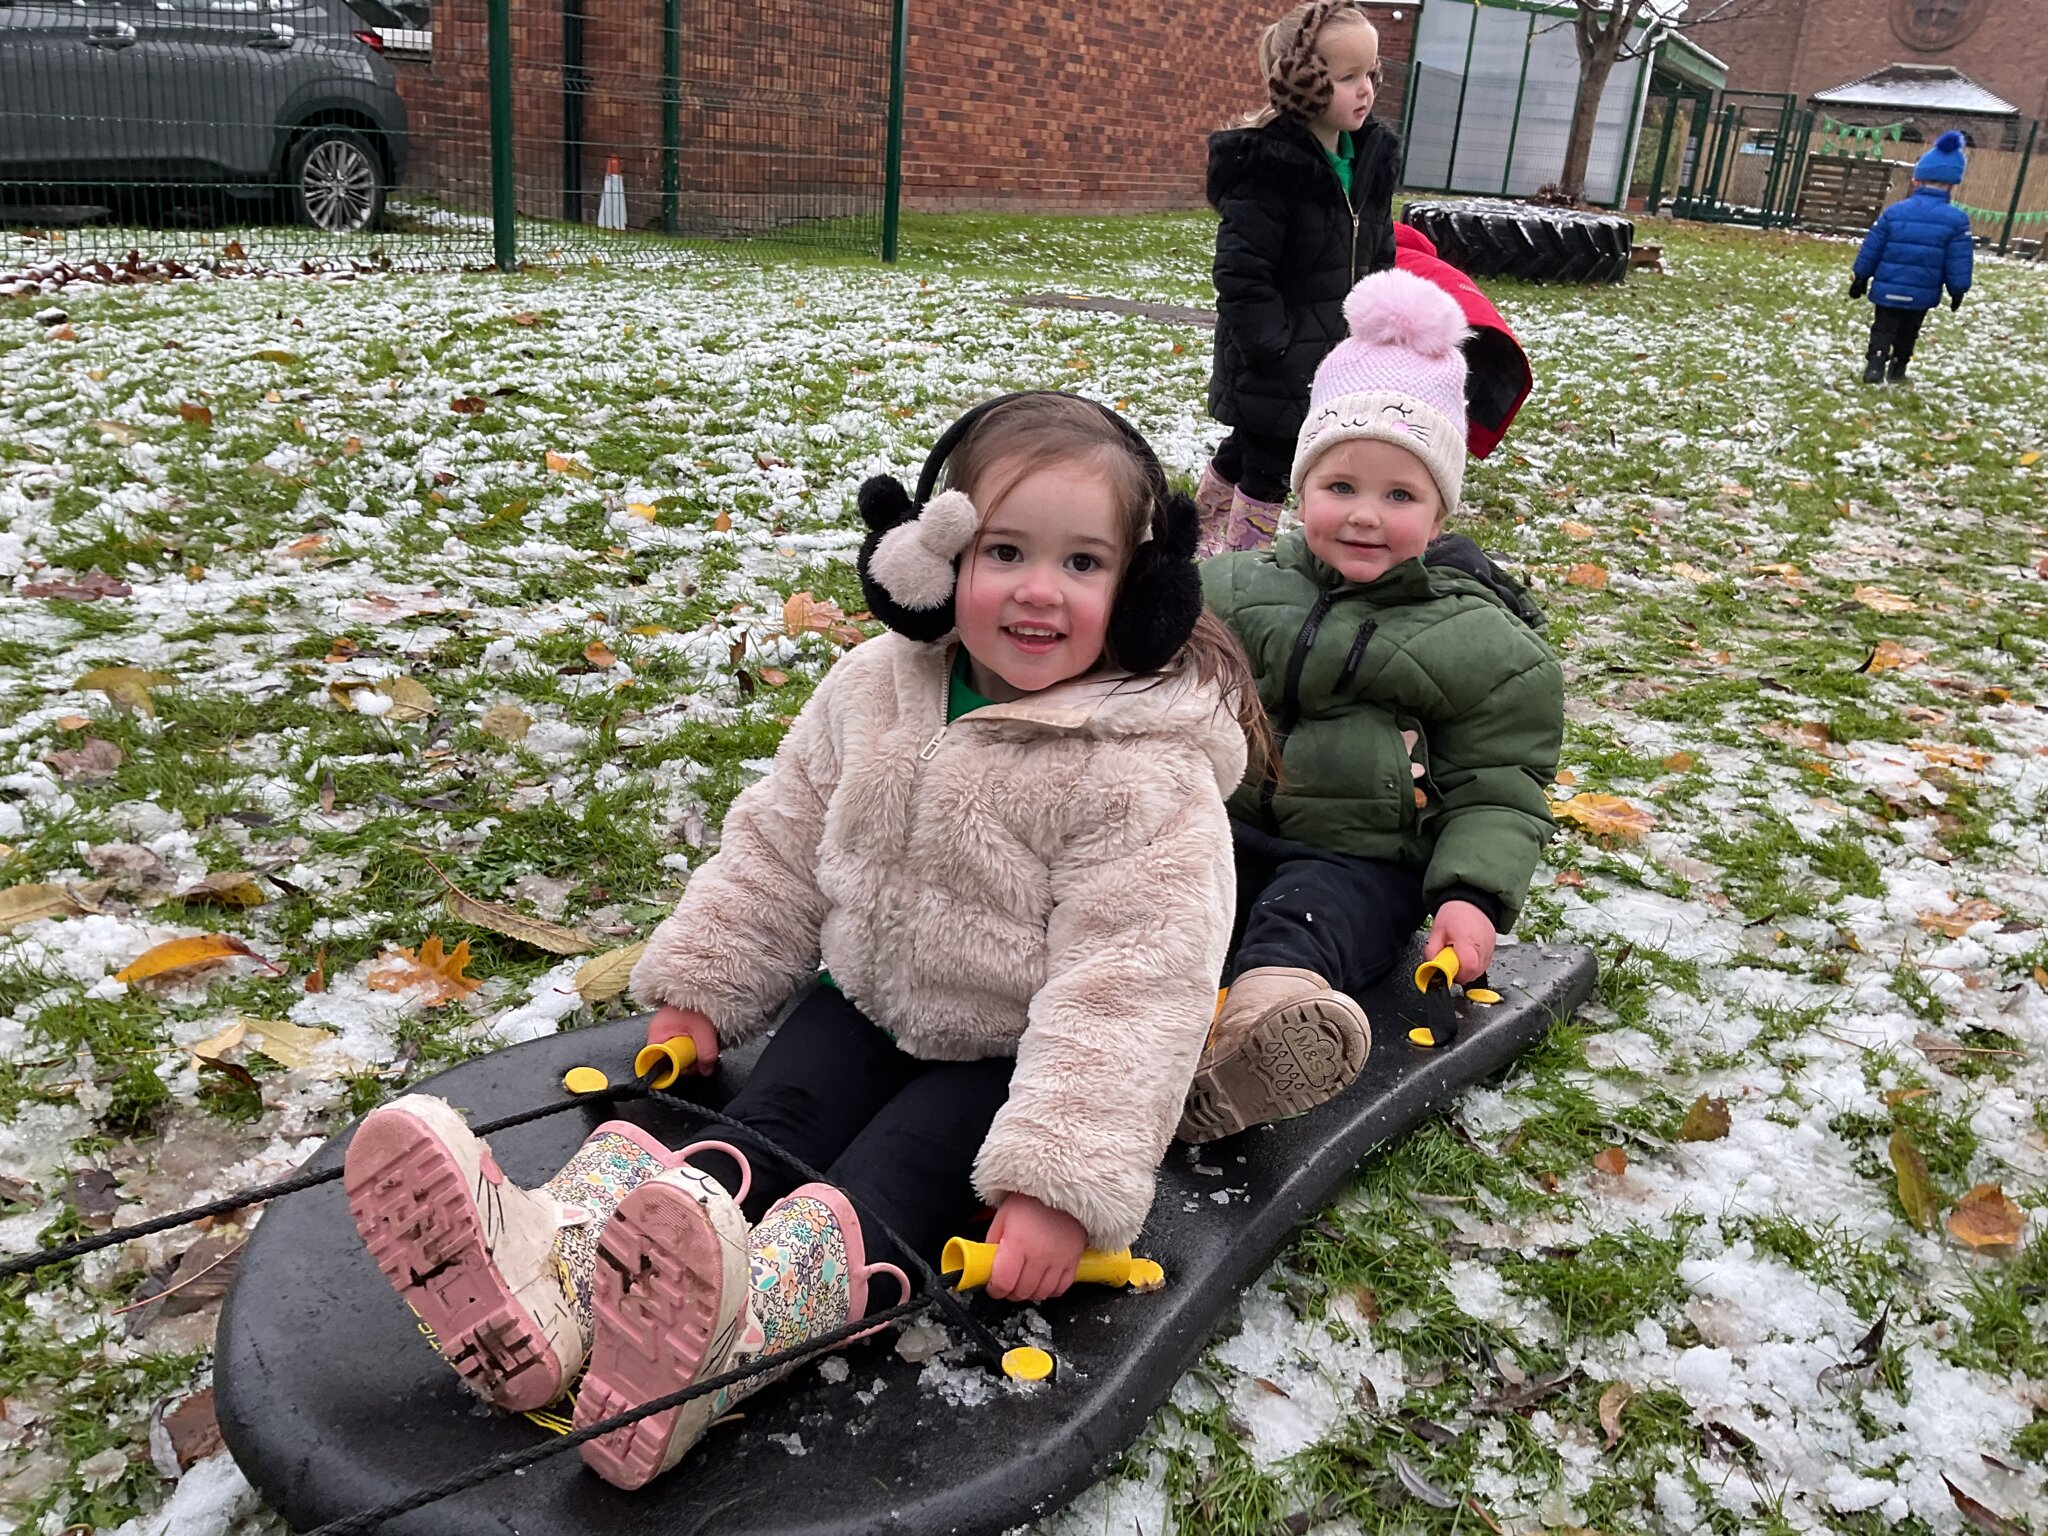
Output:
top-left (1, 0), bottom-right (895, 276)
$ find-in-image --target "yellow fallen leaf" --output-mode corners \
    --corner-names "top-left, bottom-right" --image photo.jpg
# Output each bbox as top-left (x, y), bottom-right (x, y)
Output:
top-left (1946, 1184), bottom-right (2026, 1251)
top-left (380, 676), bottom-right (437, 723)
top-left (284, 534), bottom-right (328, 558)
top-left (629, 624), bottom-right (672, 637)
top-left (1911, 740), bottom-right (1991, 772)
top-left (327, 679), bottom-right (376, 711)
top-left (1662, 752), bottom-right (1696, 772)
top-left (573, 940), bottom-right (648, 1003)
top-left (478, 703), bottom-right (532, 743)
top-left (1670, 561), bottom-right (1718, 584)
top-left (174, 871), bottom-right (269, 908)
top-left (584, 641), bottom-right (618, 668)
top-left (1852, 585), bottom-right (1917, 614)
top-left (1559, 520), bottom-right (1595, 540)
top-left (55, 714), bottom-right (91, 730)
top-left (1551, 794), bottom-right (1655, 841)
top-left (412, 850), bottom-right (594, 956)
top-left (187, 1019), bottom-right (248, 1062)
top-left (2020, 451), bottom-right (2041, 467)
top-left (75, 666), bottom-right (176, 717)
top-left (545, 450), bottom-right (592, 478)
top-left (1565, 563), bottom-right (1609, 590)
top-left (624, 502), bottom-right (658, 522)
top-left (116, 934), bottom-right (267, 984)
top-left (1889, 1130), bottom-right (1940, 1231)
top-left (1861, 640), bottom-right (1926, 674)
top-left (367, 935), bottom-right (482, 1006)
top-left (239, 1016), bottom-right (336, 1071)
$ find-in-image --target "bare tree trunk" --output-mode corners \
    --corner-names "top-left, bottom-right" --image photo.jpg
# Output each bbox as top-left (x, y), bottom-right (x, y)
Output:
top-left (1558, 50), bottom-right (1620, 201)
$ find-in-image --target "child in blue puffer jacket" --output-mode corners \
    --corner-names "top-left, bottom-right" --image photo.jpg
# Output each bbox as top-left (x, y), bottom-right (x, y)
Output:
top-left (1850, 130), bottom-right (1974, 385)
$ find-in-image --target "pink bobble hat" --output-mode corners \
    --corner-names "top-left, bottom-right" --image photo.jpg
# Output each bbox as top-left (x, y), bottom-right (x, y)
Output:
top-left (1290, 266), bottom-right (1473, 513)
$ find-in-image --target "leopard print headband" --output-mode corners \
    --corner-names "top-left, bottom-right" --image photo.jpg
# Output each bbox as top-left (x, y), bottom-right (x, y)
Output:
top-left (1266, 0), bottom-right (1358, 122)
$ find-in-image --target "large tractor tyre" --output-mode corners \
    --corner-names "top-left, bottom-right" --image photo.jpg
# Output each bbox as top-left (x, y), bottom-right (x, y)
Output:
top-left (1402, 199), bottom-right (1634, 284)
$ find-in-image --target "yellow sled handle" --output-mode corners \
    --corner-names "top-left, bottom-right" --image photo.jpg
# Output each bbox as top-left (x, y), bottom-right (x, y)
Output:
top-left (633, 1035), bottom-right (700, 1089)
top-left (1413, 946), bottom-right (1459, 993)
top-left (940, 1237), bottom-right (1165, 1294)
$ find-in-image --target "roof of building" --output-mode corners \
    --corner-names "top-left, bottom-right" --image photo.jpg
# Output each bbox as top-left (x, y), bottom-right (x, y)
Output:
top-left (1811, 64), bottom-right (2019, 116)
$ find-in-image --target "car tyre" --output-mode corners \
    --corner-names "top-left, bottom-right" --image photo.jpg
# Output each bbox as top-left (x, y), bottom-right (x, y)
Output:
top-left (290, 126), bottom-right (386, 235)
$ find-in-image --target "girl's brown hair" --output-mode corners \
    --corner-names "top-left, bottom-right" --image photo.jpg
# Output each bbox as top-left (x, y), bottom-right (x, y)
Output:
top-left (939, 394), bottom-right (1276, 780)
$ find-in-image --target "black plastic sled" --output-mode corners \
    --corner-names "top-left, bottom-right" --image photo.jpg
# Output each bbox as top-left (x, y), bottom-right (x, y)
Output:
top-left (216, 940), bottom-right (1596, 1535)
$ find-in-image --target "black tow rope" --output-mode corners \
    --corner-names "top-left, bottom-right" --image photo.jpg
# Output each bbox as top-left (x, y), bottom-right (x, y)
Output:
top-left (2, 1073), bottom-right (1013, 1530)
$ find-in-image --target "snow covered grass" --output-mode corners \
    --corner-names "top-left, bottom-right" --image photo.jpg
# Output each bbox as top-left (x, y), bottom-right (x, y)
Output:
top-left (3, 212), bottom-right (2046, 1536)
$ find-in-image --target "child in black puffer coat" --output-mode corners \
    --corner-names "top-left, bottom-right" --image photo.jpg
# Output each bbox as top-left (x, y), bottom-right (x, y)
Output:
top-left (1197, 0), bottom-right (1401, 556)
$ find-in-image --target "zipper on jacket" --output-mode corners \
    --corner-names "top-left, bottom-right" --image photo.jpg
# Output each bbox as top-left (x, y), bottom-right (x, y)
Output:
top-left (1258, 588), bottom-right (1338, 815)
top-left (918, 727), bottom-right (945, 762)
top-left (1325, 155), bottom-right (1363, 285)
top-left (1333, 619), bottom-right (1376, 693)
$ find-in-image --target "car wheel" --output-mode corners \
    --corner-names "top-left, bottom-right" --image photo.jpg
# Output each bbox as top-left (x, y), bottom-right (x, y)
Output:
top-left (290, 127), bottom-right (385, 235)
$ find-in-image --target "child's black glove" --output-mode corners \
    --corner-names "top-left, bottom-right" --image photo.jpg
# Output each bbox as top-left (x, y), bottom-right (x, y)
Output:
top-left (1848, 275), bottom-right (1868, 300)
top-left (1950, 293), bottom-right (1964, 311)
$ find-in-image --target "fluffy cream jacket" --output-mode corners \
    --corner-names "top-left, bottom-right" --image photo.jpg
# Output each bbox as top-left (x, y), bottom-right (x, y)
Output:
top-left (630, 632), bottom-right (1246, 1251)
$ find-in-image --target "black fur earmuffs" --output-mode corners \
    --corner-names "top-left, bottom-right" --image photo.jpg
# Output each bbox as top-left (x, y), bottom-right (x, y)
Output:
top-left (853, 393), bottom-right (1204, 675)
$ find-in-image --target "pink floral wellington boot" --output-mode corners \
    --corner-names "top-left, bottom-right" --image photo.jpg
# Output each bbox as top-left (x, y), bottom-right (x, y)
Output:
top-left (343, 1095), bottom-right (677, 1413)
top-left (577, 1174), bottom-right (908, 1490)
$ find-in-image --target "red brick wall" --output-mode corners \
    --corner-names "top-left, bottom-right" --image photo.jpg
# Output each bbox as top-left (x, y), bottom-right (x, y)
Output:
top-left (901, 0), bottom-right (1416, 211)
top-left (1704, 0), bottom-right (2048, 122)
top-left (388, 0), bottom-right (1416, 221)
top-left (389, 0), bottom-right (889, 232)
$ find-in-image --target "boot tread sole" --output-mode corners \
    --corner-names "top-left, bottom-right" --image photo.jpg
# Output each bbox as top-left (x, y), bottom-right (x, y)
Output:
top-left (1177, 997), bottom-right (1369, 1145)
top-left (576, 1183), bottom-right (739, 1490)
top-left (343, 1114), bottom-right (565, 1414)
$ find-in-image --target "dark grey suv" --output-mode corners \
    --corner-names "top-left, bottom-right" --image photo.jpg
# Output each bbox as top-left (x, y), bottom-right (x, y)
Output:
top-left (0, 0), bottom-right (409, 233)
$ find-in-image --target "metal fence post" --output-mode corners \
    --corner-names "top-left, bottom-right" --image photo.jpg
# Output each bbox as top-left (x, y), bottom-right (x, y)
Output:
top-left (487, 0), bottom-right (516, 272)
top-left (881, 0), bottom-right (908, 261)
top-left (2000, 118), bottom-right (2039, 256)
top-left (661, 0), bottom-right (680, 234)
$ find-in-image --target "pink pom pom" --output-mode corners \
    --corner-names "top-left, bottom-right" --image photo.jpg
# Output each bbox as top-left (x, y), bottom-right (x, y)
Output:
top-left (1342, 268), bottom-right (1469, 357)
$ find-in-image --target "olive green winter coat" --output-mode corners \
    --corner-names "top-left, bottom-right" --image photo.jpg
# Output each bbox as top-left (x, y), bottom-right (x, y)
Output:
top-left (1203, 533), bottom-right (1563, 927)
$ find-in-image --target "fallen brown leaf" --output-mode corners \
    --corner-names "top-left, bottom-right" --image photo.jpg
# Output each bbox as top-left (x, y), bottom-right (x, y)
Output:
top-left (1598, 1381), bottom-right (1633, 1447)
top-left (1860, 639), bottom-right (1926, 674)
top-left (367, 935), bottom-right (482, 1006)
top-left (479, 703), bottom-right (532, 743)
top-left (1946, 1184), bottom-right (2026, 1251)
top-left (584, 640), bottom-right (618, 668)
top-left (1918, 897), bottom-right (2004, 938)
top-left (1944, 1475), bottom-right (2028, 1536)
top-left (1851, 585), bottom-right (1917, 614)
top-left (178, 401), bottom-right (213, 426)
top-left (411, 850), bottom-right (594, 956)
top-left (0, 881), bottom-right (113, 934)
top-left (1552, 794), bottom-right (1655, 841)
top-left (1676, 1095), bottom-right (1731, 1143)
top-left (573, 941), bottom-right (648, 1003)
top-left (450, 396), bottom-right (486, 415)
top-left (44, 739), bottom-right (124, 781)
top-left (173, 870), bottom-right (269, 908)
top-left (21, 572), bottom-right (132, 601)
top-left (1565, 563), bottom-right (1609, 590)
top-left (1593, 1146), bottom-right (1628, 1176)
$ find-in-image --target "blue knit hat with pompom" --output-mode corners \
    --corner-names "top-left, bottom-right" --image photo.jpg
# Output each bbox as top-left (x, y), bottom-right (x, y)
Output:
top-left (1914, 130), bottom-right (1967, 185)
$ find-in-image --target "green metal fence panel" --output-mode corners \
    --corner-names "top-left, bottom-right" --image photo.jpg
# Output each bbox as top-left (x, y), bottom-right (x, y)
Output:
top-left (1, 0), bottom-right (893, 272)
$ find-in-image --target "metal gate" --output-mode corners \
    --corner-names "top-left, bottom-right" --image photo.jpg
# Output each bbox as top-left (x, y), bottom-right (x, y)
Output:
top-left (1651, 89), bottom-right (1810, 228)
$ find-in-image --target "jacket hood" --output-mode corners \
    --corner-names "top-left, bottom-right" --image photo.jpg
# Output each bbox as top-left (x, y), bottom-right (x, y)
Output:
top-left (1269, 530), bottom-right (1546, 630)
top-left (959, 652), bottom-right (1251, 800)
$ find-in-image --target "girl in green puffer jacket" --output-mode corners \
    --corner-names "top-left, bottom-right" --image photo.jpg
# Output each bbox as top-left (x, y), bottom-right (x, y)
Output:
top-left (1181, 267), bottom-right (1564, 1145)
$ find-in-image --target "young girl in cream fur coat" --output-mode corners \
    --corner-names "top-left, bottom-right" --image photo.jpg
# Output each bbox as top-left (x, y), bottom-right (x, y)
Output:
top-left (342, 392), bottom-right (1262, 1491)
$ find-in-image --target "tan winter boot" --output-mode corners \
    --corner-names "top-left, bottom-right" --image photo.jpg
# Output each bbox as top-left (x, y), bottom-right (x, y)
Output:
top-left (1176, 967), bottom-right (1371, 1144)
top-left (1193, 460), bottom-right (1237, 559)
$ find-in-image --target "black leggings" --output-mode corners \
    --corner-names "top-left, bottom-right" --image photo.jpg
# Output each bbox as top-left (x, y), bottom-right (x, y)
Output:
top-left (1226, 819), bottom-right (1426, 993)
top-left (688, 984), bottom-right (1014, 1271)
top-left (1212, 427), bottom-right (1296, 505)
